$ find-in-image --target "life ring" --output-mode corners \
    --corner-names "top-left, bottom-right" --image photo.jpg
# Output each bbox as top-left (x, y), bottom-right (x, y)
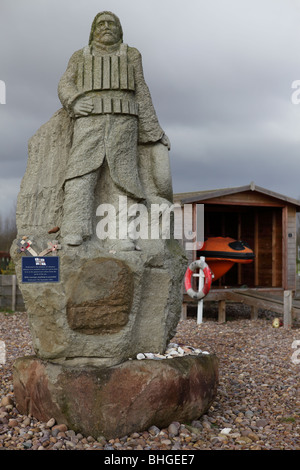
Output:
top-left (184, 258), bottom-right (212, 300)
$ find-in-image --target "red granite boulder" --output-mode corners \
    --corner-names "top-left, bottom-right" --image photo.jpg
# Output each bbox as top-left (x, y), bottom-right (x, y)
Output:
top-left (13, 354), bottom-right (218, 439)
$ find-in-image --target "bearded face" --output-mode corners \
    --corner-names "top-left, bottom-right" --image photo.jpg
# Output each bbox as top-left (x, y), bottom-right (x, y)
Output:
top-left (93, 13), bottom-right (122, 47)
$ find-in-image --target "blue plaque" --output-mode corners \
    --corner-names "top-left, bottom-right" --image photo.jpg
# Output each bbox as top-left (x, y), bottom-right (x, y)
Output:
top-left (22, 257), bottom-right (60, 283)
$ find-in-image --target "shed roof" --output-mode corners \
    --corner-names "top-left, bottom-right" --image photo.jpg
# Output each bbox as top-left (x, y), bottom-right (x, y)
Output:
top-left (174, 182), bottom-right (300, 208)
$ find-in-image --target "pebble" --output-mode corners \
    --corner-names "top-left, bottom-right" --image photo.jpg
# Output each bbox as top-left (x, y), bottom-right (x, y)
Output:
top-left (65, 440), bottom-right (76, 449)
top-left (8, 419), bottom-right (18, 428)
top-left (46, 418), bottom-right (55, 428)
top-left (52, 423), bottom-right (67, 433)
top-left (168, 422), bottom-right (180, 436)
top-left (22, 417), bottom-right (31, 426)
top-left (161, 439), bottom-right (172, 445)
top-left (256, 419), bottom-right (268, 428)
top-left (23, 440), bottom-right (32, 449)
top-left (0, 396), bottom-right (14, 407)
top-left (0, 310), bottom-right (299, 450)
top-left (148, 425), bottom-right (160, 436)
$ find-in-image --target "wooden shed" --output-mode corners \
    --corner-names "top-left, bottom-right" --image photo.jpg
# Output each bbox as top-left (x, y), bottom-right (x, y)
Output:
top-left (174, 183), bottom-right (300, 326)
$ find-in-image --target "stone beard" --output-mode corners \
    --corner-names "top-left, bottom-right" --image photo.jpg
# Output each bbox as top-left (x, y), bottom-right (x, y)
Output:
top-left (58, 15), bottom-right (166, 248)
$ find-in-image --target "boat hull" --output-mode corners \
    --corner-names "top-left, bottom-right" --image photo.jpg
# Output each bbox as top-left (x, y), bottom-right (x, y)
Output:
top-left (199, 237), bottom-right (254, 282)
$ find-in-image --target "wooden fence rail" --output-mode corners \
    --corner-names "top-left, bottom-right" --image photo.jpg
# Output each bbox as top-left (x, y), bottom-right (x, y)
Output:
top-left (182, 288), bottom-right (300, 329)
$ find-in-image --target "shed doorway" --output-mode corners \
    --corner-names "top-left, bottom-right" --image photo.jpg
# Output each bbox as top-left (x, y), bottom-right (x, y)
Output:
top-left (197, 205), bottom-right (283, 288)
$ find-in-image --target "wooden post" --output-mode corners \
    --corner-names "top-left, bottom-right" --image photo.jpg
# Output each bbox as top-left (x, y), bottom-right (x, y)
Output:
top-left (237, 213), bottom-right (242, 285)
top-left (193, 267), bottom-right (204, 324)
top-left (272, 210), bottom-right (277, 287)
top-left (282, 207), bottom-right (288, 290)
top-left (218, 300), bottom-right (226, 323)
top-left (254, 211), bottom-right (259, 286)
top-left (250, 305), bottom-right (258, 320)
top-left (11, 275), bottom-right (16, 312)
top-left (181, 303), bottom-right (187, 321)
top-left (283, 290), bottom-right (292, 329)
top-left (192, 203), bottom-right (197, 261)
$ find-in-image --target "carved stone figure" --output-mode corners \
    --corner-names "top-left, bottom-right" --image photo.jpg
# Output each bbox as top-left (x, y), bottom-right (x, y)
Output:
top-left (58, 11), bottom-right (171, 248)
top-left (11, 10), bottom-right (185, 365)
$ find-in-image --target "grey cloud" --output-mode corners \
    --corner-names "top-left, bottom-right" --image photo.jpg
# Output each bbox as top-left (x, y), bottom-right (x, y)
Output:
top-left (1, 0), bottom-right (300, 219)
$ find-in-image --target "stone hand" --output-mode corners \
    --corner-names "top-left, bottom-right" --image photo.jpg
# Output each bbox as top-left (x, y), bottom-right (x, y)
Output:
top-left (73, 96), bottom-right (94, 116)
top-left (161, 133), bottom-right (171, 150)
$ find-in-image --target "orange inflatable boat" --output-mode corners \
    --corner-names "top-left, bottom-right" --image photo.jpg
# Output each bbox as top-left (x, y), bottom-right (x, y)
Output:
top-left (199, 237), bottom-right (254, 282)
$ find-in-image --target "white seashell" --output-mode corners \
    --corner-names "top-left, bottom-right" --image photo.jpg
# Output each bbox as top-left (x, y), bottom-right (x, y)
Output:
top-left (168, 343), bottom-right (178, 348)
top-left (178, 347), bottom-right (185, 355)
top-left (136, 353), bottom-right (145, 360)
top-left (182, 346), bottom-right (193, 354)
top-left (167, 349), bottom-right (179, 356)
top-left (220, 428), bottom-right (232, 435)
top-left (145, 353), bottom-right (155, 359)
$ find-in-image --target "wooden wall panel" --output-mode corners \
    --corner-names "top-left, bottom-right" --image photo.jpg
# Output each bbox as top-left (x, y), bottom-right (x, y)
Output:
top-left (287, 206), bottom-right (296, 290)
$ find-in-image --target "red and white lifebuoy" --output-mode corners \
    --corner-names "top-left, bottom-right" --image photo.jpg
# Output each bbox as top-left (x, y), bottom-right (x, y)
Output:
top-left (184, 258), bottom-right (212, 300)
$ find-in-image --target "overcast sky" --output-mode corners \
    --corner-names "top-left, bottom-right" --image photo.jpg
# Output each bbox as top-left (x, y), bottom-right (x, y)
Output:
top-left (1, 0), bottom-right (300, 218)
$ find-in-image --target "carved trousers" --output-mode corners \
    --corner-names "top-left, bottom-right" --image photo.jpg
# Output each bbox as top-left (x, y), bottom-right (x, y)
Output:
top-left (61, 114), bottom-right (145, 242)
top-left (61, 160), bottom-right (143, 243)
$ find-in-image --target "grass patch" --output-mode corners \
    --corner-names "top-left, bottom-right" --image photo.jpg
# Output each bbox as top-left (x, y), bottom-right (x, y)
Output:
top-left (0, 308), bottom-right (16, 314)
top-left (280, 416), bottom-right (296, 423)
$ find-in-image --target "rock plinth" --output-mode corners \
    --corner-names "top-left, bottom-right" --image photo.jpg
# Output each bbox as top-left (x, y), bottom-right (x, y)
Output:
top-left (13, 354), bottom-right (219, 440)
top-left (11, 241), bottom-right (186, 367)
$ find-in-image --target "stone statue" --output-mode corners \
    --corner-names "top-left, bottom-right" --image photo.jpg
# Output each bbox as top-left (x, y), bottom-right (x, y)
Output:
top-left (58, 11), bottom-right (171, 248)
top-left (11, 9), bottom-right (186, 365)
top-left (11, 11), bottom-right (218, 440)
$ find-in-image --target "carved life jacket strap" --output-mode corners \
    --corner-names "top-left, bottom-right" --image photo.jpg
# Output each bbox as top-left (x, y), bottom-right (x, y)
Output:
top-left (77, 44), bottom-right (135, 93)
top-left (89, 95), bottom-right (138, 116)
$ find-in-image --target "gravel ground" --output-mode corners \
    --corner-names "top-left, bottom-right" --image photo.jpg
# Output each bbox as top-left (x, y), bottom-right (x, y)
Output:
top-left (0, 307), bottom-right (299, 451)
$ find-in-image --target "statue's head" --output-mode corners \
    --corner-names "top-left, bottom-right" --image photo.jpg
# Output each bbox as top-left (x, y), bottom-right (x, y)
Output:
top-left (89, 11), bottom-right (123, 47)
